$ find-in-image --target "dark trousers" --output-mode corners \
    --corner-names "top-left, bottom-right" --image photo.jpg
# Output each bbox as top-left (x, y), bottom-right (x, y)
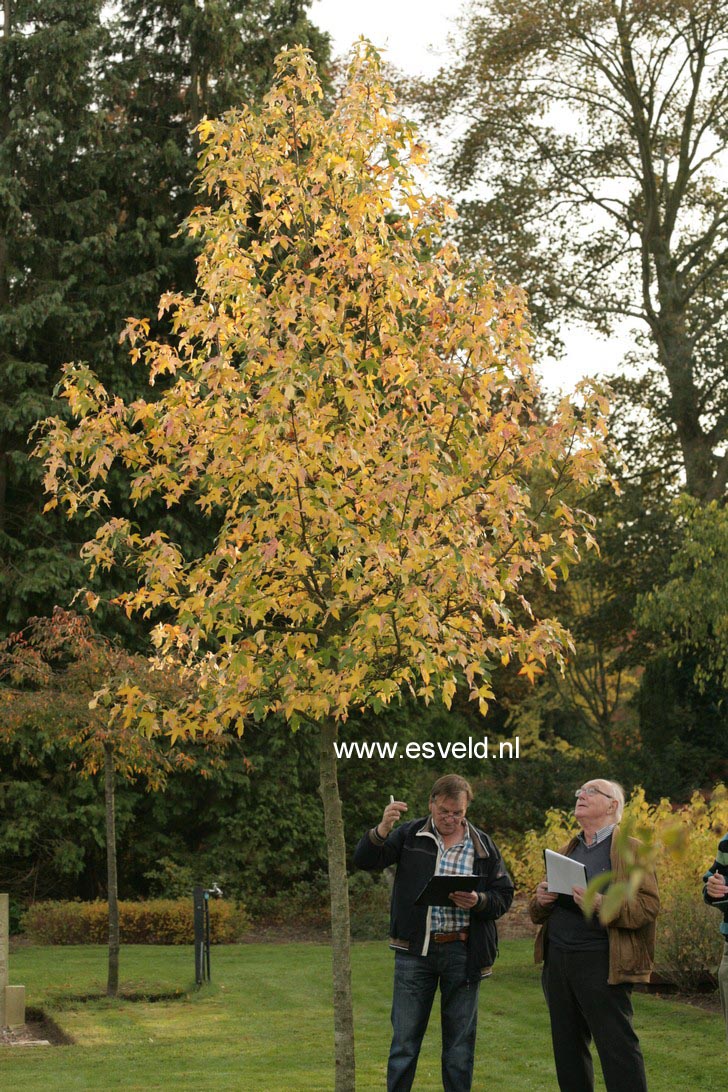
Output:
top-left (388, 944), bottom-right (480, 1092)
top-left (543, 946), bottom-right (647, 1092)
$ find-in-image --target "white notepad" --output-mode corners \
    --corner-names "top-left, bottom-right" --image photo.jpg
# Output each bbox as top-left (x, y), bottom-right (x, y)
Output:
top-left (544, 849), bottom-right (587, 895)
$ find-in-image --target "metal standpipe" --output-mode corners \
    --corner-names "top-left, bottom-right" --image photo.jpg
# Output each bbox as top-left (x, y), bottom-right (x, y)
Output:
top-left (194, 883), bottom-right (222, 985)
top-left (193, 885), bottom-right (209, 986)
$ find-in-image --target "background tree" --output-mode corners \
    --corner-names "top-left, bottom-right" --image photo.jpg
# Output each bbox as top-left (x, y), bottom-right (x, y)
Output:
top-left (414, 0), bottom-right (728, 502)
top-left (38, 44), bottom-right (610, 1088)
top-left (503, 455), bottom-right (673, 757)
top-left (639, 498), bottom-right (728, 690)
top-left (0, 0), bottom-right (109, 629)
top-left (0, 608), bottom-right (201, 996)
top-left (508, 575), bottom-right (643, 757)
top-left (0, 0), bottom-right (329, 634)
top-left (111, 0), bottom-right (330, 132)
top-left (409, 1), bottom-right (728, 788)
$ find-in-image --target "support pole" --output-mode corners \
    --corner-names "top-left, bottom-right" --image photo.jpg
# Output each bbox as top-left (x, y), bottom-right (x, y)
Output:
top-left (1, 893), bottom-right (25, 1028)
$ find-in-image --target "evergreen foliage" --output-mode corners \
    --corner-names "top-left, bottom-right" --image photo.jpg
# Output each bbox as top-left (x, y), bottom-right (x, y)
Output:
top-left (0, 0), bottom-right (330, 634)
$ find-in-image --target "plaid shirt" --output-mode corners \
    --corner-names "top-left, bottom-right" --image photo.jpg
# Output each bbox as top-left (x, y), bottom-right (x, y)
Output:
top-left (431, 824), bottom-right (475, 933)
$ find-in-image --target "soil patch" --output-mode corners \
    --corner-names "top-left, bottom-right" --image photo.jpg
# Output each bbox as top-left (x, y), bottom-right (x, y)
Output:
top-left (0, 1007), bottom-right (73, 1047)
top-left (53, 988), bottom-right (187, 1006)
top-left (633, 982), bottom-right (722, 1013)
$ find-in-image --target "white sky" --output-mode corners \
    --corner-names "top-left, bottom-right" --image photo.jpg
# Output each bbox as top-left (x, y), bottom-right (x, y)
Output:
top-left (310, 0), bottom-right (456, 76)
top-left (309, 0), bottom-right (632, 392)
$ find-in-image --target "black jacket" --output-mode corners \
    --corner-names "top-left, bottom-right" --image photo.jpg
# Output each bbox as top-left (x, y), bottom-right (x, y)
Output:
top-left (353, 815), bottom-right (514, 985)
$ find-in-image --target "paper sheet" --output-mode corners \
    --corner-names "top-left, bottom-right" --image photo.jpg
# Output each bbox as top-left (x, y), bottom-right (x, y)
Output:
top-left (544, 849), bottom-right (587, 895)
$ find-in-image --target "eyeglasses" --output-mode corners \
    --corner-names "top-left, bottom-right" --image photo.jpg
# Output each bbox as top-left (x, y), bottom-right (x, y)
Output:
top-left (574, 786), bottom-right (614, 800)
top-left (433, 806), bottom-right (466, 819)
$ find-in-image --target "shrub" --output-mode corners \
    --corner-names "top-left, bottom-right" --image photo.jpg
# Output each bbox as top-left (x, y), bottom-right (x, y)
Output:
top-left (20, 898), bottom-right (249, 944)
top-left (655, 885), bottom-right (724, 992)
top-left (348, 870), bottom-right (393, 940)
top-left (143, 858), bottom-right (198, 900)
top-left (499, 807), bottom-right (576, 892)
top-left (21, 900), bottom-right (90, 944)
top-left (247, 871), bottom-right (331, 930)
top-left (244, 868), bottom-right (393, 938)
top-left (499, 782), bottom-right (728, 899)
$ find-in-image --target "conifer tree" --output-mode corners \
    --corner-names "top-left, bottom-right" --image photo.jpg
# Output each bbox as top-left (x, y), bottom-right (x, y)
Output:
top-left (0, 0), bottom-right (329, 633)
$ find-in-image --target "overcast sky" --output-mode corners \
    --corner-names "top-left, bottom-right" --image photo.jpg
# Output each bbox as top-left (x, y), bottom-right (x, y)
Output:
top-left (309, 0), bottom-right (629, 392)
top-left (309, 0), bottom-right (456, 76)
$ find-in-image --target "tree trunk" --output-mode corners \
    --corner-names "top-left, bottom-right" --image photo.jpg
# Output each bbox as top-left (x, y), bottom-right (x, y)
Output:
top-left (104, 742), bottom-right (120, 998)
top-left (653, 303), bottom-right (715, 500)
top-left (318, 720), bottom-right (356, 1092)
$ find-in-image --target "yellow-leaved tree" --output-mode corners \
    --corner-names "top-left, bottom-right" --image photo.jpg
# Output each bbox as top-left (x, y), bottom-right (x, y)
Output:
top-left (39, 43), bottom-right (610, 1090)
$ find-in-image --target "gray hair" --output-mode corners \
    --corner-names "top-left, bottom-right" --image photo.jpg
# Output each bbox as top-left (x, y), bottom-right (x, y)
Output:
top-left (605, 780), bottom-right (625, 821)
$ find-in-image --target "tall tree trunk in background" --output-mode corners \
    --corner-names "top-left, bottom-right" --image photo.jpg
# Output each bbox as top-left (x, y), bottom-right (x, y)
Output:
top-left (319, 720), bottom-right (356, 1091)
top-left (104, 742), bottom-right (120, 998)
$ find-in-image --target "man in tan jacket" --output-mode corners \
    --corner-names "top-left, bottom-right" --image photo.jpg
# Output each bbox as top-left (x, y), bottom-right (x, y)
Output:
top-left (529, 779), bottom-right (659, 1092)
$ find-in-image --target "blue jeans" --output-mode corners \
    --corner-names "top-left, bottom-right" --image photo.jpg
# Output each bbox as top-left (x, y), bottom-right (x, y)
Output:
top-left (388, 944), bottom-right (480, 1092)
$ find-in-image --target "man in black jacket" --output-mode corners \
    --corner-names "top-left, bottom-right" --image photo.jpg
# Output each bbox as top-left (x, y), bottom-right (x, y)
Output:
top-left (353, 774), bottom-right (514, 1092)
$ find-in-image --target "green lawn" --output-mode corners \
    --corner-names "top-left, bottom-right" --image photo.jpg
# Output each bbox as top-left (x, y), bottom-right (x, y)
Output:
top-left (1, 940), bottom-right (724, 1090)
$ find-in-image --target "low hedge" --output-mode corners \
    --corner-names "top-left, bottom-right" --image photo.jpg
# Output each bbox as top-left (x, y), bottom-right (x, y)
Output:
top-left (655, 885), bottom-right (724, 992)
top-left (20, 898), bottom-right (249, 945)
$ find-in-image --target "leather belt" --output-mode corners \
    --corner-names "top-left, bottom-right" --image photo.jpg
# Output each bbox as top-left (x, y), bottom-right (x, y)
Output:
top-left (431, 930), bottom-right (469, 944)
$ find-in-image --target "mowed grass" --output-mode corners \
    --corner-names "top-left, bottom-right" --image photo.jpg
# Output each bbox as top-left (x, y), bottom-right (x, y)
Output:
top-left (0, 939), bottom-right (724, 1090)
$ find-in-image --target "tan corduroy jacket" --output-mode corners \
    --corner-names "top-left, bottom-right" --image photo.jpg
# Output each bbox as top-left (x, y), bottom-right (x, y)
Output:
top-left (528, 826), bottom-right (659, 985)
